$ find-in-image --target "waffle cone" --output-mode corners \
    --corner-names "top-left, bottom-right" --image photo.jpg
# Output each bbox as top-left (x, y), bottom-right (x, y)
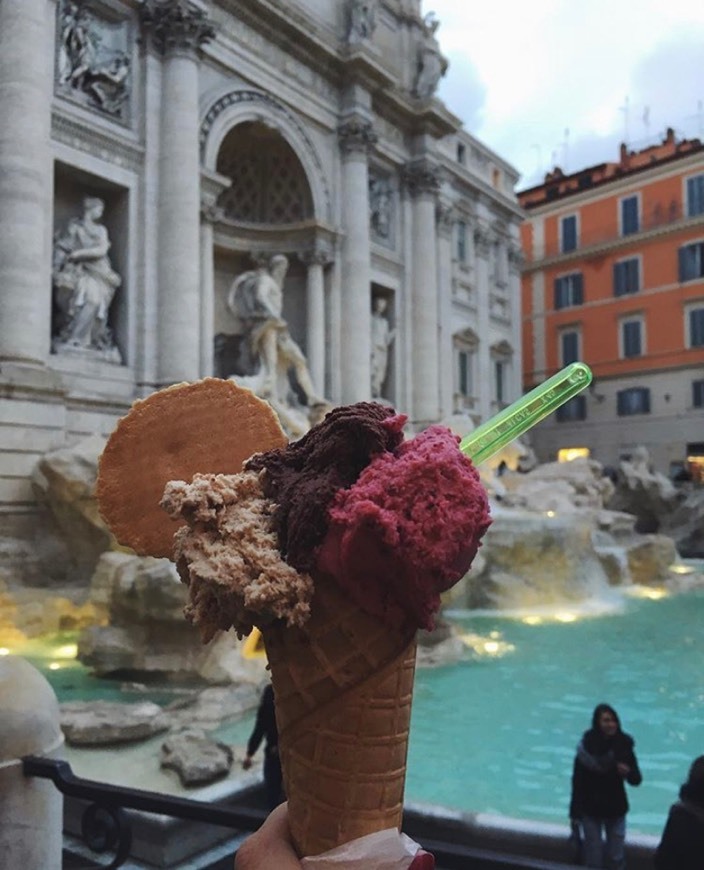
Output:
top-left (263, 572), bottom-right (417, 857)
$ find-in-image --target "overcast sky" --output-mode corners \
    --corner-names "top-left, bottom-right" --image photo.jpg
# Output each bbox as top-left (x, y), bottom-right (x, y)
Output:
top-left (424, 0), bottom-right (704, 190)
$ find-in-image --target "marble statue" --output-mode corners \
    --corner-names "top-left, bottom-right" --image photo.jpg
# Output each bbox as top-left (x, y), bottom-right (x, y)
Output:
top-left (52, 197), bottom-right (122, 360)
top-left (227, 255), bottom-right (328, 437)
top-left (414, 11), bottom-right (447, 99)
top-left (371, 296), bottom-right (395, 398)
top-left (348, 0), bottom-right (378, 43)
top-left (56, 1), bottom-right (130, 118)
top-left (369, 177), bottom-right (391, 238)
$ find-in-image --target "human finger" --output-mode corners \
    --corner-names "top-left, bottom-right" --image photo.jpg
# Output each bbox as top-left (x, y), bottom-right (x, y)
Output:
top-left (234, 803), bottom-right (300, 870)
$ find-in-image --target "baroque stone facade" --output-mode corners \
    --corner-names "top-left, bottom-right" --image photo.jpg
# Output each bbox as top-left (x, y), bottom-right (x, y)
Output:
top-left (0, 0), bottom-right (522, 577)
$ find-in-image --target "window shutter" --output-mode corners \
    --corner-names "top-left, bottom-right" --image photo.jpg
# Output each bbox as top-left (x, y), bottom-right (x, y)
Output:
top-left (679, 246), bottom-right (689, 282)
top-left (613, 262), bottom-right (623, 296)
top-left (574, 273), bottom-right (584, 305)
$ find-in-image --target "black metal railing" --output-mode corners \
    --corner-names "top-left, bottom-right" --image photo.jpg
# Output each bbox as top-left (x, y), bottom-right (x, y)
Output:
top-left (23, 756), bottom-right (266, 869)
top-left (24, 757), bottom-right (603, 870)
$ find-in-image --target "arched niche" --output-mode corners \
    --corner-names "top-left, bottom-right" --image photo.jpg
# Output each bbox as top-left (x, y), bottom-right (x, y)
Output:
top-left (216, 121), bottom-right (313, 224)
top-left (200, 89), bottom-right (331, 225)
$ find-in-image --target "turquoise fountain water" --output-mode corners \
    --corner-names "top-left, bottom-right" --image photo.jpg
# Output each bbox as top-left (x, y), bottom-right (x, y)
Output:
top-left (407, 585), bottom-right (704, 835)
top-left (20, 581), bottom-right (704, 836)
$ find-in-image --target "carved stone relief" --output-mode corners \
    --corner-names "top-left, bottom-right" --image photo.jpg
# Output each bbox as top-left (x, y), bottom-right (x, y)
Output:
top-left (56, 1), bottom-right (131, 121)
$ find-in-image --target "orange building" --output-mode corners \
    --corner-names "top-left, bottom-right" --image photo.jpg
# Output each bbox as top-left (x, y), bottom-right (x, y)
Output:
top-left (519, 129), bottom-right (704, 478)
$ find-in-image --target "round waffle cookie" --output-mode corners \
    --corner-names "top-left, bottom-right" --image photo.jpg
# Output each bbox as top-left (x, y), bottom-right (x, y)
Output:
top-left (97, 378), bottom-right (287, 559)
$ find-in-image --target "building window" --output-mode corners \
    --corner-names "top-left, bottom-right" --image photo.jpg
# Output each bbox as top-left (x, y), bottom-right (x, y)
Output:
top-left (495, 360), bottom-right (505, 403)
top-left (617, 387), bottom-right (651, 415)
top-left (554, 272), bottom-right (584, 309)
top-left (560, 329), bottom-right (580, 366)
top-left (621, 195), bottom-right (640, 235)
top-left (561, 215), bottom-right (577, 253)
top-left (689, 306), bottom-right (704, 347)
top-left (679, 242), bottom-right (704, 282)
top-left (621, 318), bottom-right (643, 358)
top-left (458, 350), bottom-right (472, 396)
top-left (456, 220), bottom-right (467, 262)
top-left (457, 142), bottom-right (466, 165)
top-left (687, 174), bottom-right (704, 217)
top-left (556, 395), bottom-right (587, 422)
top-left (693, 379), bottom-right (704, 408)
top-left (613, 258), bottom-right (640, 296)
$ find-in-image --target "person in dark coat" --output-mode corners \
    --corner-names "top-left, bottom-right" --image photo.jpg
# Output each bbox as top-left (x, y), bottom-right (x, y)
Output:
top-left (654, 755), bottom-right (704, 869)
top-left (242, 683), bottom-right (284, 810)
top-left (569, 703), bottom-right (642, 868)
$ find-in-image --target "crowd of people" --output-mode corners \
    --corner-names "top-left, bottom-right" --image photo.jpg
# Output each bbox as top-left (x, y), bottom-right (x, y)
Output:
top-left (240, 688), bottom-right (703, 868)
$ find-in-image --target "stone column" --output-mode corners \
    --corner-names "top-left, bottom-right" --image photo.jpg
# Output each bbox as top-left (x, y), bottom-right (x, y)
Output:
top-left (0, 0), bottom-right (55, 364)
top-left (436, 203), bottom-right (454, 419)
top-left (404, 161), bottom-right (441, 426)
top-left (141, 1), bottom-right (214, 386)
top-left (338, 118), bottom-right (376, 403)
top-left (198, 207), bottom-right (217, 378)
top-left (474, 226), bottom-right (493, 421)
top-left (300, 246), bottom-right (330, 397)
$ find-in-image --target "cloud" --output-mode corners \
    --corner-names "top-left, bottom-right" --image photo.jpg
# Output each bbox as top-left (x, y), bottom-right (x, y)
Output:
top-left (437, 53), bottom-right (487, 132)
top-left (427, 0), bottom-right (704, 188)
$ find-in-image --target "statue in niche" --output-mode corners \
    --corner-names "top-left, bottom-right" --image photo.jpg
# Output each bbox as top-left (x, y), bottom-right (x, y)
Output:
top-left (348, 0), bottom-right (378, 43)
top-left (56, 1), bottom-right (130, 119)
top-left (369, 177), bottom-right (392, 239)
top-left (414, 11), bottom-right (447, 99)
top-left (371, 296), bottom-right (395, 399)
top-left (52, 196), bottom-right (122, 361)
top-left (227, 255), bottom-right (329, 438)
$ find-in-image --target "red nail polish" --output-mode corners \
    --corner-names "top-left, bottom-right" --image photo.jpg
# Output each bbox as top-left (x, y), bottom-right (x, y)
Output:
top-left (409, 850), bottom-right (435, 870)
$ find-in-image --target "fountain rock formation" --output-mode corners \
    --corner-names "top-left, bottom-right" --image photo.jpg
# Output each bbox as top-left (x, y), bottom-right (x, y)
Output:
top-left (450, 456), bottom-right (682, 610)
top-left (78, 552), bottom-right (267, 685)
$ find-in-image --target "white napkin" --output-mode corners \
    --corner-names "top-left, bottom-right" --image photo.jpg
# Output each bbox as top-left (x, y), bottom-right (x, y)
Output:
top-left (301, 828), bottom-right (422, 869)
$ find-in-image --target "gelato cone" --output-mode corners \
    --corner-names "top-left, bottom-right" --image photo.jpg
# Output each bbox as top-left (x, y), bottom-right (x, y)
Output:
top-left (96, 379), bottom-right (491, 859)
top-left (264, 572), bottom-right (416, 856)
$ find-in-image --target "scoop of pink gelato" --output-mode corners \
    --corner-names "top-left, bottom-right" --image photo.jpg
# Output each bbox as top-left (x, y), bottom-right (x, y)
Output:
top-left (316, 426), bottom-right (491, 630)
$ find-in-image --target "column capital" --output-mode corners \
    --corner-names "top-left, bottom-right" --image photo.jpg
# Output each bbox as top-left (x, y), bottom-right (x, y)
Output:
top-left (200, 203), bottom-right (225, 224)
top-left (140, 0), bottom-right (215, 57)
top-left (435, 203), bottom-right (454, 238)
top-left (338, 118), bottom-right (377, 156)
top-left (299, 245), bottom-right (333, 267)
top-left (402, 160), bottom-right (441, 198)
top-left (508, 244), bottom-right (524, 273)
top-left (474, 225), bottom-right (492, 258)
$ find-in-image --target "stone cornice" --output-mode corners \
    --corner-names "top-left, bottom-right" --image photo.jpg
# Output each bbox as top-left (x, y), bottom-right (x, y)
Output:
top-left (338, 118), bottom-right (378, 156)
top-left (51, 108), bottom-right (144, 171)
top-left (214, 0), bottom-right (460, 142)
top-left (140, 0), bottom-right (215, 56)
